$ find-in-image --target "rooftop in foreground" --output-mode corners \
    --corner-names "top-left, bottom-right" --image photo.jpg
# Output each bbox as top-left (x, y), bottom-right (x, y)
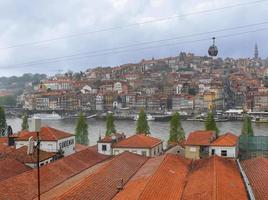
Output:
top-left (241, 157), bottom-right (268, 200)
top-left (0, 147), bottom-right (109, 200)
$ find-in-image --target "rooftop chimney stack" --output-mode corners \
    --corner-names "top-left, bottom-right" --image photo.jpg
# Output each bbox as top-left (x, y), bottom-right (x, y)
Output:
top-left (116, 178), bottom-right (124, 192)
top-left (27, 136), bottom-right (34, 155)
top-left (30, 118), bottom-right (41, 132)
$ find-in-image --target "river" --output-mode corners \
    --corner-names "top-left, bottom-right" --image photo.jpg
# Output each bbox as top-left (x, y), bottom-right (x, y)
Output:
top-left (7, 118), bottom-right (268, 147)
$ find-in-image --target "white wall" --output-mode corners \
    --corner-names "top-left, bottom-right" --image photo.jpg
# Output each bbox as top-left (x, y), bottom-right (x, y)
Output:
top-left (15, 141), bottom-right (57, 152)
top-left (15, 136), bottom-right (75, 157)
top-left (113, 148), bottom-right (150, 156)
top-left (209, 146), bottom-right (237, 158)
top-left (58, 136), bottom-right (75, 156)
top-left (112, 143), bottom-right (163, 157)
top-left (26, 157), bottom-right (54, 168)
top-left (97, 143), bottom-right (112, 155)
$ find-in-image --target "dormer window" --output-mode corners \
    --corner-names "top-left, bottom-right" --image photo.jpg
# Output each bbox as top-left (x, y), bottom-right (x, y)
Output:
top-left (102, 145), bottom-right (107, 151)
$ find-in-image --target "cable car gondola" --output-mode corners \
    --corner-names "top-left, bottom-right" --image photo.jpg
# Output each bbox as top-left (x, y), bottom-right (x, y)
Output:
top-left (208, 37), bottom-right (218, 57)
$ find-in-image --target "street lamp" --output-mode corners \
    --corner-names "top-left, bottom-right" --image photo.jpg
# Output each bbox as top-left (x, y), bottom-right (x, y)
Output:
top-left (31, 118), bottom-right (41, 200)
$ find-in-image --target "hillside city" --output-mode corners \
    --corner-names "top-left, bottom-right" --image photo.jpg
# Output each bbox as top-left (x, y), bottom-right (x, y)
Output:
top-left (12, 47), bottom-right (268, 116)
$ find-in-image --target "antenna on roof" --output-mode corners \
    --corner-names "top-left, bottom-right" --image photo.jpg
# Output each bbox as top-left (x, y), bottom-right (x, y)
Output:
top-left (117, 178), bottom-right (124, 192)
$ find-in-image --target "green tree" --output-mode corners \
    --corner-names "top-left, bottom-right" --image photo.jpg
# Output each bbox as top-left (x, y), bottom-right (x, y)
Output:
top-left (241, 115), bottom-right (254, 136)
top-left (21, 114), bottom-right (29, 131)
top-left (264, 76), bottom-right (268, 87)
top-left (136, 108), bottom-right (150, 135)
top-left (106, 113), bottom-right (116, 136)
top-left (0, 107), bottom-right (6, 130)
top-left (169, 112), bottom-right (185, 143)
top-left (205, 112), bottom-right (219, 136)
top-left (75, 112), bottom-right (89, 145)
top-left (0, 96), bottom-right (16, 106)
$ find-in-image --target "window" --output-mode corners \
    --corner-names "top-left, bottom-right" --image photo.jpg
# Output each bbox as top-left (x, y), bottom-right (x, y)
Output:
top-left (141, 151), bottom-right (147, 156)
top-left (211, 149), bottom-right (215, 155)
top-left (102, 145), bottom-right (107, 151)
top-left (221, 150), bottom-right (227, 157)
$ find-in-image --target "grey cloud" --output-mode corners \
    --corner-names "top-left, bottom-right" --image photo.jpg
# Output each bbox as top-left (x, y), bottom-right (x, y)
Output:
top-left (0, 0), bottom-right (267, 76)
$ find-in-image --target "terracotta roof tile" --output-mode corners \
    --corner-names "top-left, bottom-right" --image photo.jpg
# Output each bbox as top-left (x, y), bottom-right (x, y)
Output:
top-left (113, 155), bottom-right (166, 200)
top-left (99, 133), bottom-right (126, 143)
top-left (55, 152), bottom-right (148, 200)
top-left (7, 146), bottom-right (55, 163)
top-left (185, 130), bottom-right (215, 146)
top-left (241, 157), bottom-right (268, 200)
top-left (211, 133), bottom-right (238, 147)
top-left (138, 154), bottom-right (191, 200)
top-left (0, 148), bottom-right (109, 200)
top-left (182, 156), bottom-right (248, 200)
top-left (0, 158), bottom-right (30, 181)
top-left (16, 126), bottom-right (73, 141)
top-left (113, 134), bottom-right (162, 148)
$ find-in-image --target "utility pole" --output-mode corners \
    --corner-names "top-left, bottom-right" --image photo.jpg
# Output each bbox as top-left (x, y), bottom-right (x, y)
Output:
top-left (32, 118), bottom-right (41, 200)
top-left (37, 130), bottom-right (40, 200)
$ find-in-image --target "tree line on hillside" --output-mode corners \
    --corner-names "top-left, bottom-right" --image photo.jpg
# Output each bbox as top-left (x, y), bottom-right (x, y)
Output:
top-left (0, 73), bottom-right (46, 90)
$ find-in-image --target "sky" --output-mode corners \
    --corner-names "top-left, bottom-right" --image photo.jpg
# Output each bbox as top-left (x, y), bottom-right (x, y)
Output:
top-left (0, 0), bottom-right (267, 76)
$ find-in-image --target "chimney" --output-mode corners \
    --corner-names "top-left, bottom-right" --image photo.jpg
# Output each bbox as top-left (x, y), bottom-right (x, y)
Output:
top-left (116, 178), bottom-right (124, 192)
top-left (30, 118), bottom-right (41, 132)
top-left (27, 136), bottom-right (34, 155)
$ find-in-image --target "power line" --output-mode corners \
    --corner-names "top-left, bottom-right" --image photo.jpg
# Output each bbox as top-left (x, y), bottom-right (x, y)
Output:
top-left (10, 20), bottom-right (268, 65)
top-left (1, 27), bottom-right (267, 69)
top-left (0, 0), bottom-right (266, 50)
top-left (2, 21), bottom-right (268, 65)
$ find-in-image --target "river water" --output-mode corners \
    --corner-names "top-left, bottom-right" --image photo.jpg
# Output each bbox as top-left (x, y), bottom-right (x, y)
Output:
top-left (7, 118), bottom-right (268, 147)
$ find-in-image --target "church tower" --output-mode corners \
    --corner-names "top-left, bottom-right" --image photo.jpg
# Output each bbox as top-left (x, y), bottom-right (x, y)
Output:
top-left (254, 43), bottom-right (259, 59)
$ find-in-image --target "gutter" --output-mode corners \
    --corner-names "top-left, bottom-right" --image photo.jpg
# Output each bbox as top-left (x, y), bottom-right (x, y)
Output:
top-left (237, 159), bottom-right (255, 200)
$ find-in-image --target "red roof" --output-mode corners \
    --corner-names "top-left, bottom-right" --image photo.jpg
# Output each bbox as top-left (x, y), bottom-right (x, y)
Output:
top-left (99, 133), bottom-right (126, 143)
top-left (182, 156), bottom-right (248, 200)
top-left (138, 154), bottom-right (191, 200)
top-left (7, 146), bottom-right (55, 163)
top-left (210, 133), bottom-right (238, 147)
top-left (185, 130), bottom-right (215, 146)
top-left (0, 158), bottom-right (30, 181)
top-left (0, 147), bottom-right (109, 200)
top-left (113, 134), bottom-right (162, 149)
top-left (16, 126), bottom-right (73, 141)
top-left (241, 157), bottom-right (268, 200)
top-left (55, 152), bottom-right (148, 200)
top-left (113, 155), bottom-right (166, 200)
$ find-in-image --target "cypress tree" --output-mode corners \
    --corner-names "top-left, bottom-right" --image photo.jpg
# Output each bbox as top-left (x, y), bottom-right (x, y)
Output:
top-left (75, 112), bottom-right (89, 145)
top-left (241, 115), bottom-right (254, 136)
top-left (106, 113), bottom-right (116, 136)
top-left (205, 112), bottom-right (219, 136)
top-left (0, 106), bottom-right (6, 130)
top-left (21, 114), bottom-right (29, 131)
top-left (136, 108), bottom-right (150, 135)
top-left (169, 112), bottom-right (185, 143)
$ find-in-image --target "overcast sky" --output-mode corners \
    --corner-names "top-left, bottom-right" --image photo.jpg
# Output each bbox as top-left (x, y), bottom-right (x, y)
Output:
top-left (0, 0), bottom-right (267, 76)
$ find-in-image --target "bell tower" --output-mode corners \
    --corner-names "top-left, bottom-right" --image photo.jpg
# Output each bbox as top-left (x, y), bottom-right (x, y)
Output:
top-left (254, 43), bottom-right (258, 59)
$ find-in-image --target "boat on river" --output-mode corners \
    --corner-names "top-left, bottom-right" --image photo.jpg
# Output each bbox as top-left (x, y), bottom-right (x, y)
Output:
top-left (134, 114), bottom-right (155, 121)
top-left (32, 112), bottom-right (62, 120)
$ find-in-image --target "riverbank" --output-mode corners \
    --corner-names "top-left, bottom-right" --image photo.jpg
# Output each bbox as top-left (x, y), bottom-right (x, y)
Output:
top-left (7, 118), bottom-right (268, 147)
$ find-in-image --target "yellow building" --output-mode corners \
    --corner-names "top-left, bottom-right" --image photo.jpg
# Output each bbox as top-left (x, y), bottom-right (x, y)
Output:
top-left (184, 130), bottom-right (215, 159)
